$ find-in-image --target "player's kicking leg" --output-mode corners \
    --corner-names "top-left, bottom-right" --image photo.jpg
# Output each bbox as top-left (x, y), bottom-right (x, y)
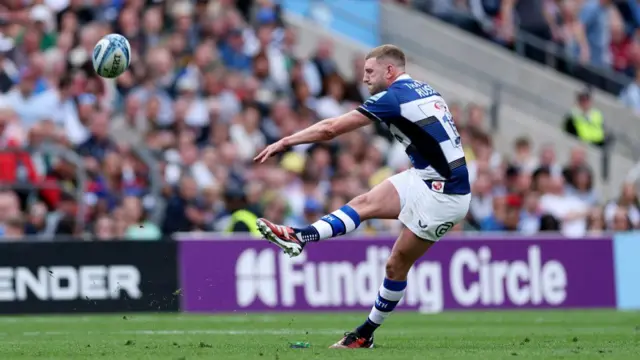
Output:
top-left (257, 169), bottom-right (470, 348)
top-left (257, 179), bottom-right (401, 257)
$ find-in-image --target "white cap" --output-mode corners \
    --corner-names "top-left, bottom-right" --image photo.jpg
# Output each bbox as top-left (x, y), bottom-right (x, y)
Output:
top-left (30, 5), bottom-right (55, 32)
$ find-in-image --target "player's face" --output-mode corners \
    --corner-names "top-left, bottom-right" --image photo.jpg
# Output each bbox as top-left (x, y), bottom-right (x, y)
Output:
top-left (363, 58), bottom-right (390, 95)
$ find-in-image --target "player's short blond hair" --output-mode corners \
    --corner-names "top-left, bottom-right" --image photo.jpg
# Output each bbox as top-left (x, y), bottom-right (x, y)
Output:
top-left (365, 44), bottom-right (406, 67)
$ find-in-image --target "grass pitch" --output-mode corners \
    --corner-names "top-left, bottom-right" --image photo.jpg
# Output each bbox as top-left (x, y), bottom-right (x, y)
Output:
top-left (0, 310), bottom-right (638, 359)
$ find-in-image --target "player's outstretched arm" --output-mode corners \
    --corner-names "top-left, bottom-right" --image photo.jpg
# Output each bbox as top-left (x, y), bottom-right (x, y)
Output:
top-left (254, 110), bottom-right (370, 163)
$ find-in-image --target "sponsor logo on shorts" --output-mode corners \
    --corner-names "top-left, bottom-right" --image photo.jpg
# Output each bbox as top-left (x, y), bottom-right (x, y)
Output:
top-left (434, 101), bottom-right (447, 111)
top-left (431, 181), bottom-right (444, 193)
top-left (435, 222), bottom-right (454, 238)
top-left (418, 220), bottom-right (428, 229)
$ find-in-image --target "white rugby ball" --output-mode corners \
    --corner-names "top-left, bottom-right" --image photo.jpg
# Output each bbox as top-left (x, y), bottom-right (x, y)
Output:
top-left (92, 34), bottom-right (131, 78)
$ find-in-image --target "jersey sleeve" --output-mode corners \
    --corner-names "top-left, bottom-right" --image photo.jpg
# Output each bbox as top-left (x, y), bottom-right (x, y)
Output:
top-left (356, 90), bottom-right (400, 123)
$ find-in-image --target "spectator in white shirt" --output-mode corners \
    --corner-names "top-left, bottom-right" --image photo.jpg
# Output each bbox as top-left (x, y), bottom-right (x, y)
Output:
top-left (176, 75), bottom-right (209, 129)
top-left (3, 67), bottom-right (55, 129)
top-left (539, 176), bottom-right (589, 237)
top-left (315, 75), bottom-right (347, 120)
top-left (230, 105), bottom-right (266, 162)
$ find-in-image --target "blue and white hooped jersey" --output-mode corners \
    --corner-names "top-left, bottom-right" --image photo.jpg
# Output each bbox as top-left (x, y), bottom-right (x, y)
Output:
top-left (356, 74), bottom-right (470, 195)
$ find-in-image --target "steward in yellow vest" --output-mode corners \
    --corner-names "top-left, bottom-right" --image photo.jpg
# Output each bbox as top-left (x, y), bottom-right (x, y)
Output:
top-left (564, 89), bottom-right (606, 147)
top-left (223, 185), bottom-right (261, 237)
top-left (226, 209), bottom-right (261, 236)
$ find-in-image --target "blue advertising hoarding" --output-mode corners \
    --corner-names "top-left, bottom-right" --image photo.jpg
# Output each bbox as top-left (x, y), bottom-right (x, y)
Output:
top-left (613, 232), bottom-right (640, 310)
top-left (281, 0), bottom-right (380, 47)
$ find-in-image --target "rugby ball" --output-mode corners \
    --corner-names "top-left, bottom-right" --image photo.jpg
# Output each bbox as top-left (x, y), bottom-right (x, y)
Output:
top-left (92, 33), bottom-right (131, 78)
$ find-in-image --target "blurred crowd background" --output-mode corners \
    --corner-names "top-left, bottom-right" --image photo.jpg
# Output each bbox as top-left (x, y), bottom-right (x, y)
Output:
top-left (0, 0), bottom-right (638, 241)
top-left (400, 0), bottom-right (640, 115)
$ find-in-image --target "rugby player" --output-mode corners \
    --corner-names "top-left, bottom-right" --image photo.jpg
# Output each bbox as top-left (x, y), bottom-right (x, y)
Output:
top-left (254, 44), bottom-right (470, 348)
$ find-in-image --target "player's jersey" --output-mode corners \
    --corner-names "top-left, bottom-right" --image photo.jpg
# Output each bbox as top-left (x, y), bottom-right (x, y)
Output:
top-left (356, 74), bottom-right (470, 195)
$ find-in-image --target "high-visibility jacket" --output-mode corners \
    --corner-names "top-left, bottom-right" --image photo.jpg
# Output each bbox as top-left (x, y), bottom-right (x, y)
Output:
top-left (571, 108), bottom-right (605, 144)
top-left (226, 209), bottom-right (261, 237)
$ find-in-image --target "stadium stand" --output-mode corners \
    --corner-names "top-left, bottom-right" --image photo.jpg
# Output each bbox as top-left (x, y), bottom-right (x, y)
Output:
top-left (0, 0), bottom-right (637, 240)
top-left (381, 2), bottom-right (640, 163)
top-left (399, 0), bottom-right (640, 106)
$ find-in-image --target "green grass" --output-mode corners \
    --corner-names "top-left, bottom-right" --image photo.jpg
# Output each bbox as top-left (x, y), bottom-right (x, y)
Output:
top-left (0, 310), bottom-right (638, 359)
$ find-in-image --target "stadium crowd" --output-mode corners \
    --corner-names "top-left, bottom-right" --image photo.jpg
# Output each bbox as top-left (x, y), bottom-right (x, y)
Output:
top-left (0, 0), bottom-right (637, 241)
top-left (401, 0), bottom-right (640, 114)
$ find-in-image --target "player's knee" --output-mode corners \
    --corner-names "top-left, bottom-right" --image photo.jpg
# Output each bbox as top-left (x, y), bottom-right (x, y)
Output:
top-left (349, 193), bottom-right (370, 208)
top-left (349, 193), bottom-right (373, 217)
top-left (385, 253), bottom-right (411, 281)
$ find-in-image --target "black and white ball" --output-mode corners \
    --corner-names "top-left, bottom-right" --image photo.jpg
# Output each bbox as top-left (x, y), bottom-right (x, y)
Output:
top-left (92, 34), bottom-right (131, 78)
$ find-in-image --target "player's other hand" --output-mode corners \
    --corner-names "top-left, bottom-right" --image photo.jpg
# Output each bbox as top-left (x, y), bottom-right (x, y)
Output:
top-left (253, 140), bottom-right (288, 163)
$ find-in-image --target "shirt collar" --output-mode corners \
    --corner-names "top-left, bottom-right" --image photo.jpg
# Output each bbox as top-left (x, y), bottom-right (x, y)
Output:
top-left (393, 74), bottom-right (412, 83)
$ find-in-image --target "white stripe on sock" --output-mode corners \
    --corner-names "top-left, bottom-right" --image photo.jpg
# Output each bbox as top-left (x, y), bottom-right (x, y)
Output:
top-left (312, 220), bottom-right (333, 239)
top-left (379, 286), bottom-right (405, 301)
top-left (333, 209), bottom-right (356, 232)
top-left (368, 308), bottom-right (390, 324)
top-left (368, 284), bottom-right (406, 325)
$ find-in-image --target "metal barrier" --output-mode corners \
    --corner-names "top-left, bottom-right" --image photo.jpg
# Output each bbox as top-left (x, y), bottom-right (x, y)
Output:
top-left (514, 30), bottom-right (632, 97)
top-left (0, 142), bottom-right (165, 231)
top-left (0, 143), bottom-right (88, 231)
top-left (130, 145), bottom-right (165, 225)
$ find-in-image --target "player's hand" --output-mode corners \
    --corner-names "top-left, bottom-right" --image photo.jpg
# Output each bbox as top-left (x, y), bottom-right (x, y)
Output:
top-left (253, 140), bottom-right (288, 163)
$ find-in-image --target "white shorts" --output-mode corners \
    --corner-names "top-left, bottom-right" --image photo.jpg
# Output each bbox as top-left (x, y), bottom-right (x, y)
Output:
top-left (388, 168), bottom-right (471, 241)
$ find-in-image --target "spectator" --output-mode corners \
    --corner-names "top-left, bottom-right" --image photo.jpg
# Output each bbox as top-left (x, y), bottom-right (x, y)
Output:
top-left (562, 146), bottom-right (590, 184)
top-left (604, 183), bottom-right (640, 228)
top-left (315, 74), bottom-right (348, 119)
top-left (230, 105), bottom-right (266, 162)
top-left (162, 175), bottom-right (207, 234)
top-left (519, 191), bottom-right (542, 235)
top-left (94, 215), bottom-right (115, 241)
top-left (219, 28), bottom-right (252, 73)
top-left (556, 0), bottom-right (591, 64)
top-left (579, 0), bottom-right (614, 68)
top-left (510, 136), bottom-right (537, 174)
top-left (535, 143), bottom-right (563, 178)
top-left (564, 87), bottom-right (607, 147)
top-left (310, 38), bottom-right (338, 94)
top-left (44, 192), bottom-right (77, 236)
top-left (610, 14), bottom-right (633, 74)
top-left (344, 56), bottom-right (368, 103)
top-left (566, 166), bottom-right (599, 205)
top-left (498, 0), bottom-right (554, 60)
top-left (469, 171), bottom-right (494, 227)
top-left (2, 215), bottom-right (25, 240)
top-left (479, 196), bottom-right (507, 231)
top-left (610, 207), bottom-right (633, 231)
top-left (0, 191), bottom-right (21, 236)
top-left (586, 207), bottom-right (606, 234)
top-left (76, 110), bottom-right (116, 161)
top-left (0, 1), bottom-right (635, 241)
top-left (221, 184), bottom-right (261, 236)
top-left (25, 201), bottom-right (47, 236)
top-left (539, 176), bottom-right (589, 237)
top-left (122, 196), bottom-right (161, 240)
top-left (539, 213), bottom-right (561, 231)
